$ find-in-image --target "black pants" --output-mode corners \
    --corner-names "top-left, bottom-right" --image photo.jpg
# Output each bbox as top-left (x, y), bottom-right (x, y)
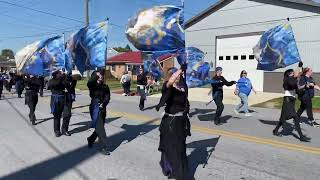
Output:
top-left (213, 93), bottom-right (224, 120)
top-left (274, 96), bottom-right (304, 137)
top-left (297, 96), bottom-right (314, 121)
top-left (25, 92), bottom-right (38, 122)
top-left (51, 95), bottom-right (71, 133)
top-left (88, 100), bottom-right (107, 148)
top-left (16, 81), bottom-right (24, 97)
top-left (0, 89), bottom-right (2, 99)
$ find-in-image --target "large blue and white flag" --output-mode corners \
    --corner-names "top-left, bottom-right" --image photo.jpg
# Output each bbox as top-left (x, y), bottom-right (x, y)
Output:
top-left (15, 36), bottom-right (66, 76)
top-left (126, 5), bottom-right (185, 53)
top-left (185, 47), bottom-right (210, 88)
top-left (69, 21), bottom-right (108, 74)
top-left (253, 23), bottom-right (301, 71)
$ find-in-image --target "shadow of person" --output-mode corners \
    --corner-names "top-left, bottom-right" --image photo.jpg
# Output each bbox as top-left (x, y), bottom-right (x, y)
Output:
top-left (189, 108), bottom-right (215, 117)
top-left (260, 119), bottom-right (300, 140)
top-left (187, 136), bottom-right (221, 180)
top-left (107, 118), bottom-right (159, 152)
top-left (69, 117), bottom-right (122, 135)
top-left (72, 104), bottom-right (90, 110)
top-left (299, 116), bottom-right (313, 126)
top-left (35, 117), bottom-right (54, 125)
top-left (197, 113), bottom-right (215, 121)
top-left (143, 105), bottom-right (158, 111)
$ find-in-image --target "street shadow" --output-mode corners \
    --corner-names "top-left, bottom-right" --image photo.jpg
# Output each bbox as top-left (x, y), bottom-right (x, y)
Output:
top-left (69, 117), bottom-right (122, 135)
top-left (0, 119), bottom-right (159, 180)
top-left (198, 114), bottom-right (237, 123)
top-left (107, 118), bottom-right (159, 152)
top-left (259, 119), bottom-right (278, 125)
top-left (187, 136), bottom-right (221, 180)
top-left (259, 119), bottom-right (300, 140)
top-left (189, 108), bottom-right (215, 117)
top-left (143, 105), bottom-right (158, 111)
top-left (299, 116), bottom-right (313, 126)
top-left (72, 104), bottom-right (90, 110)
top-left (36, 117), bottom-right (54, 125)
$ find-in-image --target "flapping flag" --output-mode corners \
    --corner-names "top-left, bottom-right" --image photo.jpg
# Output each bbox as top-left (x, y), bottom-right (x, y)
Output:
top-left (185, 47), bottom-right (210, 88)
top-left (126, 5), bottom-right (185, 53)
top-left (253, 23), bottom-right (301, 71)
top-left (143, 53), bottom-right (166, 80)
top-left (68, 21), bottom-right (108, 74)
top-left (15, 36), bottom-right (66, 76)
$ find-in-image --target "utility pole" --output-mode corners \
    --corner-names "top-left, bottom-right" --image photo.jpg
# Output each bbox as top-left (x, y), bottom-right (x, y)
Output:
top-left (85, 0), bottom-right (90, 78)
top-left (86, 0), bottom-right (89, 27)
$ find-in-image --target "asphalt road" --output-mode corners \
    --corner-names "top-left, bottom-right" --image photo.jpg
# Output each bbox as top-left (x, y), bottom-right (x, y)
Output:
top-left (0, 90), bottom-right (319, 180)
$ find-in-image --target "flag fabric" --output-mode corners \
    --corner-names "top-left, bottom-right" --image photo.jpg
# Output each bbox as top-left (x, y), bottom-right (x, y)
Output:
top-left (126, 5), bottom-right (185, 53)
top-left (68, 21), bottom-right (108, 74)
top-left (15, 36), bottom-right (66, 76)
top-left (253, 23), bottom-right (301, 71)
top-left (143, 53), bottom-right (165, 80)
top-left (185, 47), bottom-right (210, 88)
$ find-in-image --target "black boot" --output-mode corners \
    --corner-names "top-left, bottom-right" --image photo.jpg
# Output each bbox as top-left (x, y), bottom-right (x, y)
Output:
top-left (273, 126), bottom-right (280, 136)
top-left (87, 137), bottom-right (94, 148)
top-left (299, 135), bottom-right (311, 142)
top-left (214, 117), bottom-right (221, 125)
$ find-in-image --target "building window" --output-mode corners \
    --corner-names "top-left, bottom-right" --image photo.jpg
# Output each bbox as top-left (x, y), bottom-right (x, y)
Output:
top-left (241, 55), bottom-right (246, 60)
top-left (249, 55), bottom-right (255, 60)
top-left (226, 56), bottom-right (231, 60)
top-left (111, 65), bottom-right (116, 72)
top-left (219, 56), bottom-right (223, 61)
top-left (233, 56), bottom-right (238, 60)
top-left (126, 65), bottom-right (132, 72)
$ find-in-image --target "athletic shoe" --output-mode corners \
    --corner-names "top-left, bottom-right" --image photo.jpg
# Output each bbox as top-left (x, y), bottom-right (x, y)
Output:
top-left (87, 137), bottom-right (93, 148)
top-left (122, 93), bottom-right (126, 96)
top-left (233, 109), bottom-right (239, 115)
top-left (244, 113), bottom-right (252, 117)
top-left (312, 121), bottom-right (320, 127)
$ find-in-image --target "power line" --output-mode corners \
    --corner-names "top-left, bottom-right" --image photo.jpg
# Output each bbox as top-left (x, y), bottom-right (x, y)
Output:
top-left (186, 14), bottom-right (320, 32)
top-left (0, 25), bottom-right (82, 41)
top-left (0, 0), bottom-right (84, 24)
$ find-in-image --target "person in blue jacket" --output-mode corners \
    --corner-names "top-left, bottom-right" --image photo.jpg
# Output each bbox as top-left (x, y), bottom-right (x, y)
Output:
top-left (234, 70), bottom-right (257, 116)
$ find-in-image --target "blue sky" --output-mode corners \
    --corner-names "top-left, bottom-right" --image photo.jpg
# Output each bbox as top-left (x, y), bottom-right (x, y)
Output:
top-left (0, 0), bottom-right (319, 52)
top-left (0, 0), bottom-right (217, 52)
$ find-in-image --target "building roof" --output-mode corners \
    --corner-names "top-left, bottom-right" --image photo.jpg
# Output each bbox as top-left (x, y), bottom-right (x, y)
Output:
top-left (185, 0), bottom-right (320, 29)
top-left (107, 51), bottom-right (175, 65)
top-left (107, 51), bottom-right (143, 64)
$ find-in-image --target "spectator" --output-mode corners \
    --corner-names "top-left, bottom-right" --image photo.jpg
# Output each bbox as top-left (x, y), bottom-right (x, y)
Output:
top-left (234, 70), bottom-right (257, 116)
top-left (120, 71), bottom-right (131, 96)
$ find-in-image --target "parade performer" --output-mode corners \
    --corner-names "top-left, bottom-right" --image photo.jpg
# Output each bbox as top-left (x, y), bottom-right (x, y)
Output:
top-left (273, 69), bottom-right (311, 142)
top-left (38, 76), bottom-right (45, 97)
top-left (156, 65), bottom-right (190, 180)
top-left (87, 70), bottom-right (111, 156)
top-left (48, 70), bottom-right (72, 137)
top-left (0, 72), bottom-right (4, 99)
top-left (15, 72), bottom-right (24, 98)
top-left (24, 74), bottom-right (41, 125)
top-left (209, 67), bottom-right (236, 125)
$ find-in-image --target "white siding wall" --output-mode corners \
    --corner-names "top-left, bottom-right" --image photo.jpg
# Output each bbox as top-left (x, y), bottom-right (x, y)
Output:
top-left (186, 0), bottom-right (320, 72)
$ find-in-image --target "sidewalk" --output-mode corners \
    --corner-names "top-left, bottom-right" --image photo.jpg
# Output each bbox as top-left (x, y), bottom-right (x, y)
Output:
top-left (150, 88), bottom-right (283, 106)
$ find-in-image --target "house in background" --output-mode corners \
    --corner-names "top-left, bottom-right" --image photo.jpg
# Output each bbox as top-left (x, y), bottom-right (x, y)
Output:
top-left (185, 0), bottom-right (320, 93)
top-left (106, 51), bottom-right (175, 80)
top-left (0, 59), bottom-right (16, 72)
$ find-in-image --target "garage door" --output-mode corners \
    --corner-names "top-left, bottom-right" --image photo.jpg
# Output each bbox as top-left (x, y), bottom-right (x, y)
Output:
top-left (216, 34), bottom-right (264, 91)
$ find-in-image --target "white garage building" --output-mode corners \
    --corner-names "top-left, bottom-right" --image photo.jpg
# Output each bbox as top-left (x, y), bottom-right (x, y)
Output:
top-left (185, 0), bottom-right (320, 93)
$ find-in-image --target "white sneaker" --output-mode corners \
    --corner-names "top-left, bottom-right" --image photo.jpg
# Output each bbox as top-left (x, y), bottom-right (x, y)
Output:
top-left (122, 93), bottom-right (126, 96)
top-left (234, 109), bottom-right (239, 115)
top-left (245, 113), bottom-right (252, 117)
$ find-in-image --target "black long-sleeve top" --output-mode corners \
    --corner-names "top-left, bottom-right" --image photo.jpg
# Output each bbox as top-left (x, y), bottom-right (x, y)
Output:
top-left (48, 75), bottom-right (71, 95)
top-left (87, 74), bottom-right (110, 107)
top-left (137, 73), bottom-right (147, 86)
top-left (283, 77), bottom-right (298, 91)
top-left (0, 75), bottom-right (4, 90)
top-left (24, 76), bottom-right (40, 93)
top-left (211, 76), bottom-right (235, 95)
top-left (65, 75), bottom-right (77, 96)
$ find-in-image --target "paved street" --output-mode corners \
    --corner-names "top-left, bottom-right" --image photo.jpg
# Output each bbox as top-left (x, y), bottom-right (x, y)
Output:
top-left (0, 90), bottom-right (319, 180)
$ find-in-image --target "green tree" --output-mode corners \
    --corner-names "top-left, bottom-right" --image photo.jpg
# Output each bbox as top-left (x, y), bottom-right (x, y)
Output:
top-left (114, 44), bottom-right (132, 52)
top-left (1, 49), bottom-right (15, 60)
